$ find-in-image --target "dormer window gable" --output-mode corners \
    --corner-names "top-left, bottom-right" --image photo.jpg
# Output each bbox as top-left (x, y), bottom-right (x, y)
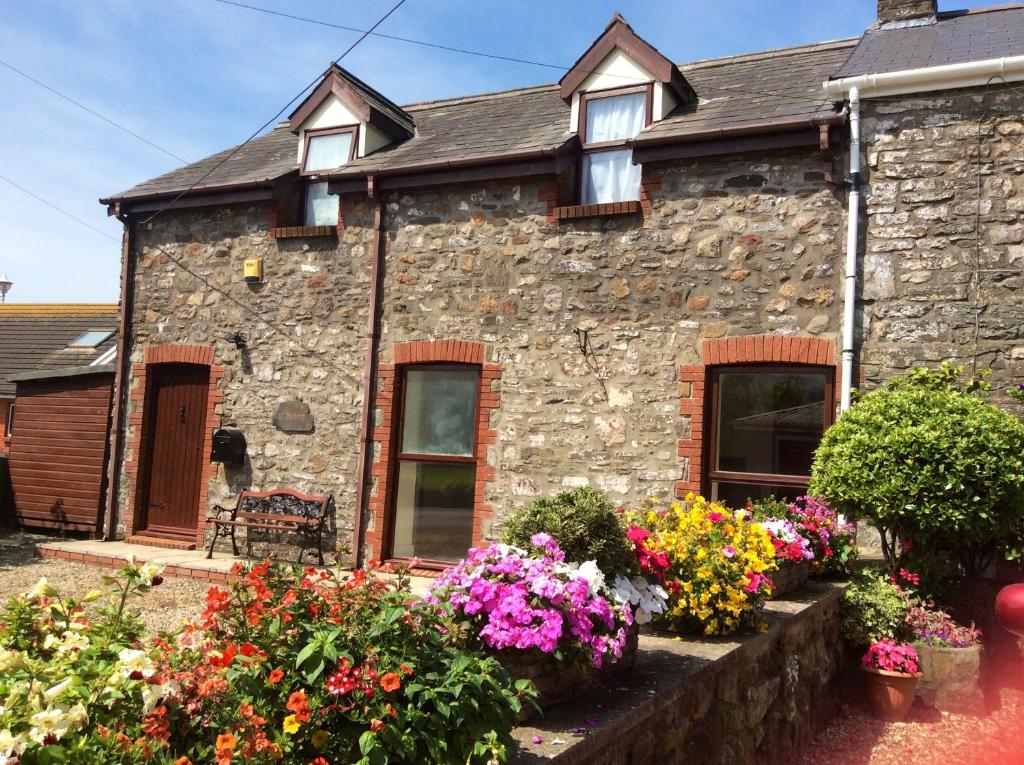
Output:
top-left (560, 15), bottom-right (695, 208)
top-left (287, 65), bottom-right (413, 227)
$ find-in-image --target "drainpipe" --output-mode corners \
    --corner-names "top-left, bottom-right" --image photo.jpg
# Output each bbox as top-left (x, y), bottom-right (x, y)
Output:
top-left (839, 87), bottom-right (861, 413)
top-left (352, 178), bottom-right (385, 568)
top-left (102, 212), bottom-right (135, 538)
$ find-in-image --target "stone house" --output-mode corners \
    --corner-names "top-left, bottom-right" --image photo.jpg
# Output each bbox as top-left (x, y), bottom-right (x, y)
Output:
top-left (99, 1), bottom-right (1023, 566)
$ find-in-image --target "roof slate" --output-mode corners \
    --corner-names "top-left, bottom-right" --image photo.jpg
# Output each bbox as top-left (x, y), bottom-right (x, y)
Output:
top-left (0, 306), bottom-right (119, 397)
top-left (835, 5), bottom-right (1024, 78)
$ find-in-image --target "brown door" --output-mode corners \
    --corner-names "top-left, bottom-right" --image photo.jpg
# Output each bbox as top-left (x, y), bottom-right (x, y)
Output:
top-left (137, 364), bottom-right (209, 539)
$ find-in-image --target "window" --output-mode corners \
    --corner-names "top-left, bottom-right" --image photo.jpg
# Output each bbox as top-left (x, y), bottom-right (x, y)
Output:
top-left (391, 366), bottom-right (479, 562)
top-left (69, 330), bottom-right (114, 348)
top-left (301, 127), bottom-right (356, 227)
top-left (707, 366), bottom-right (833, 507)
top-left (579, 86), bottom-right (650, 205)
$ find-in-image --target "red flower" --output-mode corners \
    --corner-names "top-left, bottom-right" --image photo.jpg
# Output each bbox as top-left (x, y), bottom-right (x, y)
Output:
top-left (309, 758), bottom-right (330, 765)
top-left (287, 689), bottom-right (311, 722)
top-left (369, 719), bottom-right (385, 732)
top-left (268, 668), bottom-right (285, 684)
top-left (380, 672), bottom-right (401, 693)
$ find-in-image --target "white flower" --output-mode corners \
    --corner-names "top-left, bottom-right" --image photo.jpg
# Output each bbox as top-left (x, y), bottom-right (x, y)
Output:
top-left (65, 704), bottom-right (88, 730)
top-left (141, 679), bottom-right (179, 715)
top-left (117, 648), bottom-right (156, 679)
top-left (43, 677), bottom-right (72, 702)
top-left (28, 708), bottom-right (70, 743)
top-left (612, 575), bottom-right (668, 625)
top-left (57, 631), bottom-right (90, 653)
top-left (574, 560), bottom-right (606, 597)
top-left (27, 577), bottom-right (54, 601)
top-left (139, 561), bottom-right (166, 585)
top-left (0, 728), bottom-right (27, 758)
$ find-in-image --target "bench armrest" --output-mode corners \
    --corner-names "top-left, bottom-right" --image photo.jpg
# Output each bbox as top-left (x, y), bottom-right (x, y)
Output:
top-left (208, 504), bottom-right (236, 520)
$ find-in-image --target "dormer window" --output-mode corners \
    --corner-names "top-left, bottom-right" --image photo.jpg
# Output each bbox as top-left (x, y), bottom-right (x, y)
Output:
top-left (69, 330), bottom-right (114, 348)
top-left (580, 85), bottom-right (650, 204)
top-left (301, 127), bottom-right (357, 226)
top-left (302, 126), bottom-right (357, 173)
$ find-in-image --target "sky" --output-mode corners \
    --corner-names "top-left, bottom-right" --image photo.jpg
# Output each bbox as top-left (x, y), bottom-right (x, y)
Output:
top-left (0, 0), bottom-right (996, 304)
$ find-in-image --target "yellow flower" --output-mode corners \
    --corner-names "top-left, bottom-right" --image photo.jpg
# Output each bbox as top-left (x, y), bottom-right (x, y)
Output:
top-left (311, 730), bottom-right (329, 750)
top-left (282, 714), bottom-right (301, 735)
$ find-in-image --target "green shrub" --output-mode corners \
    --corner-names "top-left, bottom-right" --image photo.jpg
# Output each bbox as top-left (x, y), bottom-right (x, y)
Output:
top-left (502, 486), bottom-right (637, 577)
top-left (809, 363), bottom-right (1024, 575)
top-left (841, 569), bottom-right (911, 647)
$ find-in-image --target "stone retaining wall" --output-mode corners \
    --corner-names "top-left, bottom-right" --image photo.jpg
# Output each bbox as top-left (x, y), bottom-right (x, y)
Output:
top-left (512, 582), bottom-right (846, 765)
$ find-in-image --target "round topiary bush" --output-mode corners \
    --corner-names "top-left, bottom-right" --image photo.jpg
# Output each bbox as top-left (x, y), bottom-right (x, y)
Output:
top-left (809, 364), bottom-right (1024, 575)
top-left (502, 486), bottom-right (637, 577)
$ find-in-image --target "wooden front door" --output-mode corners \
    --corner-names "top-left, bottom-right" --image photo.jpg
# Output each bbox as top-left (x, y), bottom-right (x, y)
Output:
top-left (138, 364), bottom-right (209, 538)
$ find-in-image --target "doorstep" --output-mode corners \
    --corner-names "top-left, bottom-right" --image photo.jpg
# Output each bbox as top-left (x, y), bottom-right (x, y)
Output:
top-left (33, 538), bottom-right (437, 595)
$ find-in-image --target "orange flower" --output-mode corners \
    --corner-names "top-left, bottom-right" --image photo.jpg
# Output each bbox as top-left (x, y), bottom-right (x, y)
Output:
top-left (287, 689), bottom-right (311, 722)
top-left (308, 758), bottom-right (330, 765)
top-left (173, 758), bottom-right (193, 765)
top-left (380, 672), bottom-right (401, 693)
top-left (268, 668), bottom-right (285, 684)
top-left (216, 733), bottom-right (237, 751)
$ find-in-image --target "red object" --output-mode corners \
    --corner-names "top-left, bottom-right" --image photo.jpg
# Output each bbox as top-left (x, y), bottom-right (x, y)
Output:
top-left (995, 583), bottom-right (1024, 637)
top-left (862, 666), bottom-right (919, 721)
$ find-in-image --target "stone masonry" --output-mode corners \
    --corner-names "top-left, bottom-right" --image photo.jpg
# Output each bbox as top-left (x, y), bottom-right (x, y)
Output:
top-left (119, 147), bottom-right (845, 554)
top-left (859, 85), bottom-right (1024, 410)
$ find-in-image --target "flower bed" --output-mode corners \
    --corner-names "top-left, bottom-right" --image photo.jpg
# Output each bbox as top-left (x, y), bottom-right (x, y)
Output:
top-left (0, 557), bottom-right (535, 764)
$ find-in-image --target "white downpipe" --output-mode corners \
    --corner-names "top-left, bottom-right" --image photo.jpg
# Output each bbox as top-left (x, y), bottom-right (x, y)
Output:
top-left (840, 87), bottom-right (861, 413)
top-left (823, 55), bottom-right (1024, 100)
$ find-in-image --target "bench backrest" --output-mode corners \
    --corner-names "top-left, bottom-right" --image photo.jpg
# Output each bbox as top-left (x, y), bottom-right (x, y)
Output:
top-left (236, 489), bottom-right (333, 521)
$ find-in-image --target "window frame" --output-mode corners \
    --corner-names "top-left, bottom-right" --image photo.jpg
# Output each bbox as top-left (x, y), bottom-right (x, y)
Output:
top-left (302, 180), bottom-right (340, 227)
top-left (386, 363), bottom-right (482, 564)
top-left (299, 125), bottom-right (359, 176)
top-left (577, 83), bottom-right (653, 204)
top-left (704, 364), bottom-right (835, 497)
top-left (69, 329), bottom-right (115, 348)
top-left (3, 400), bottom-right (12, 438)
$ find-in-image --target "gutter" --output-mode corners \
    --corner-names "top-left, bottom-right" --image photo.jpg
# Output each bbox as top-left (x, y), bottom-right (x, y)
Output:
top-left (102, 216), bottom-right (135, 539)
top-left (824, 55), bottom-right (1024, 100)
top-left (629, 112), bottom-right (843, 150)
top-left (351, 177), bottom-right (386, 568)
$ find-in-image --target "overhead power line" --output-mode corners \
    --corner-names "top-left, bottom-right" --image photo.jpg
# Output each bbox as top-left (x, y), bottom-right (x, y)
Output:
top-left (0, 175), bottom-right (119, 241)
top-left (137, 0), bottom-right (409, 225)
top-left (0, 58), bottom-right (189, 164)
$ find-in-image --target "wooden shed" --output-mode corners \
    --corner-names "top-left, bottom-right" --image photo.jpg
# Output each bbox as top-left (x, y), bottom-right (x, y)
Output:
top-left (7, 366), bottom-right (115, 534)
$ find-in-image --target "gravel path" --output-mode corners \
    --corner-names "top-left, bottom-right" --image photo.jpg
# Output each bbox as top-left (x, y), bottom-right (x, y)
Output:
top-left (797, 655), bottom-right (1024, 765)
top-left (0, 530), bottom-right (209, 634)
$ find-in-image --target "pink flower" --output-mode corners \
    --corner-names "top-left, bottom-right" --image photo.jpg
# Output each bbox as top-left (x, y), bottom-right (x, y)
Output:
top-left (722, 545), bottom-right (736, 558)
top-left (707, 511), bottom-right (725, 524)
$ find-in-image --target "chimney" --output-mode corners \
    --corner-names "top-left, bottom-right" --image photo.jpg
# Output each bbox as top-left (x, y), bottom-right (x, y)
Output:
top-left (876, 0), bottom-right (937, 26)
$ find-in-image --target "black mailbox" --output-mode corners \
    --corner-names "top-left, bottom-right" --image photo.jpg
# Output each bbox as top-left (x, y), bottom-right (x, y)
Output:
top-left (210, 427), bottom-right (246, 465)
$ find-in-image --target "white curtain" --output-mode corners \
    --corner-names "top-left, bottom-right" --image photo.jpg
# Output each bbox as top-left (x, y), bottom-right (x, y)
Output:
top-left (585, 92), bottom-right (646, 143)
top-left (582, 149), bottom-right (642, 205)
top-left (304, 181), bottom-right (339, 226)
top-left (303, 131), bottom-right (354, 172)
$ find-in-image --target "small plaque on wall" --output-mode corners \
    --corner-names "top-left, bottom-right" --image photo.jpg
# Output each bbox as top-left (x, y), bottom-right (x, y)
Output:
top-left (273, 400), bottom-right (314, 433)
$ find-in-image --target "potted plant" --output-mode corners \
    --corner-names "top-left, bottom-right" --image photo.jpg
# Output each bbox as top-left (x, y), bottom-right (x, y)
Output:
top-left (757, 516), bottom-right (814, 598)
top-left (426, 533), bottom-right (643, 716)
top-left (861, 639), bottom-right (921, 720)
top-left (908, 604), bottom-right (983, 711)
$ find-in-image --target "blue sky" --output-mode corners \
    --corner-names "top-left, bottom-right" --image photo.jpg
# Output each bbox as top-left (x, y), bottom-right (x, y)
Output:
top-left (0, 0), bottom-right (994, 303)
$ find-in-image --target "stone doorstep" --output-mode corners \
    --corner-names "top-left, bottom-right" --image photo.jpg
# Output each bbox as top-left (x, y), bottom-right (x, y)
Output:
top-left (511, 581), bottom-right (846, 764)
top-left (32, 539), bottom-right (436, 596)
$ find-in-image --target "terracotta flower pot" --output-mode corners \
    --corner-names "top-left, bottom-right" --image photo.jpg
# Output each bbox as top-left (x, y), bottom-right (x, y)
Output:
top-left (914, 643), bottom-right (982, 712)
top-left (862, 666), bottom-right (919, 721)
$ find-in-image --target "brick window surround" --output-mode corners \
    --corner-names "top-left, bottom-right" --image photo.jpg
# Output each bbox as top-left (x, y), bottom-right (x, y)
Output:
top-left (676, 335), bottom-right (837, 498)
top-left (123, 344), bottom-right (224, 548)
top-left (365, 340), bottom-right (500, 566)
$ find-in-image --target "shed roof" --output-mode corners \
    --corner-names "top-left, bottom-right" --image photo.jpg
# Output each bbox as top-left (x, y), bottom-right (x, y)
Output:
top-left (0, 305), bottom-right (119, 397)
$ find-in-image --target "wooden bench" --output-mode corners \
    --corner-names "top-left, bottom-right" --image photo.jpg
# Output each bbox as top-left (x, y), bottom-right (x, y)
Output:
top-left (206, 489), bottom-right (334, 564)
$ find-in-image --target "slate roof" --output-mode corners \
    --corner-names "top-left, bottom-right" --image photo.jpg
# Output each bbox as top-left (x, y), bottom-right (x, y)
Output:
top-left (0, 305), bottom-right (119, 397)
top-left (835, 4), bottom-right (1024, 78)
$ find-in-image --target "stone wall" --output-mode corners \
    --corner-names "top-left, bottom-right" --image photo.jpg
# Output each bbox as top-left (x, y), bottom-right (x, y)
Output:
top-left (369, 149), bottom-right (844, 553)
top-left (121, 204), bottom-right (373, 546)
top-left (512, 582), bottom-right (847, 765)
top-left (119, 148), bottom-right (845, 551)
top-left (859, 85), bottom-right (1024, 410)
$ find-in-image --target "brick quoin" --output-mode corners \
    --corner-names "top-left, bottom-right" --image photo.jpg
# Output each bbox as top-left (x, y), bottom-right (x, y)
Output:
top-left (675, 335), bottom-right (837, 499)
top-left (365, 339), bottom-right (499, 566)
top-left (123, 343), bottom-right (223, 548)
